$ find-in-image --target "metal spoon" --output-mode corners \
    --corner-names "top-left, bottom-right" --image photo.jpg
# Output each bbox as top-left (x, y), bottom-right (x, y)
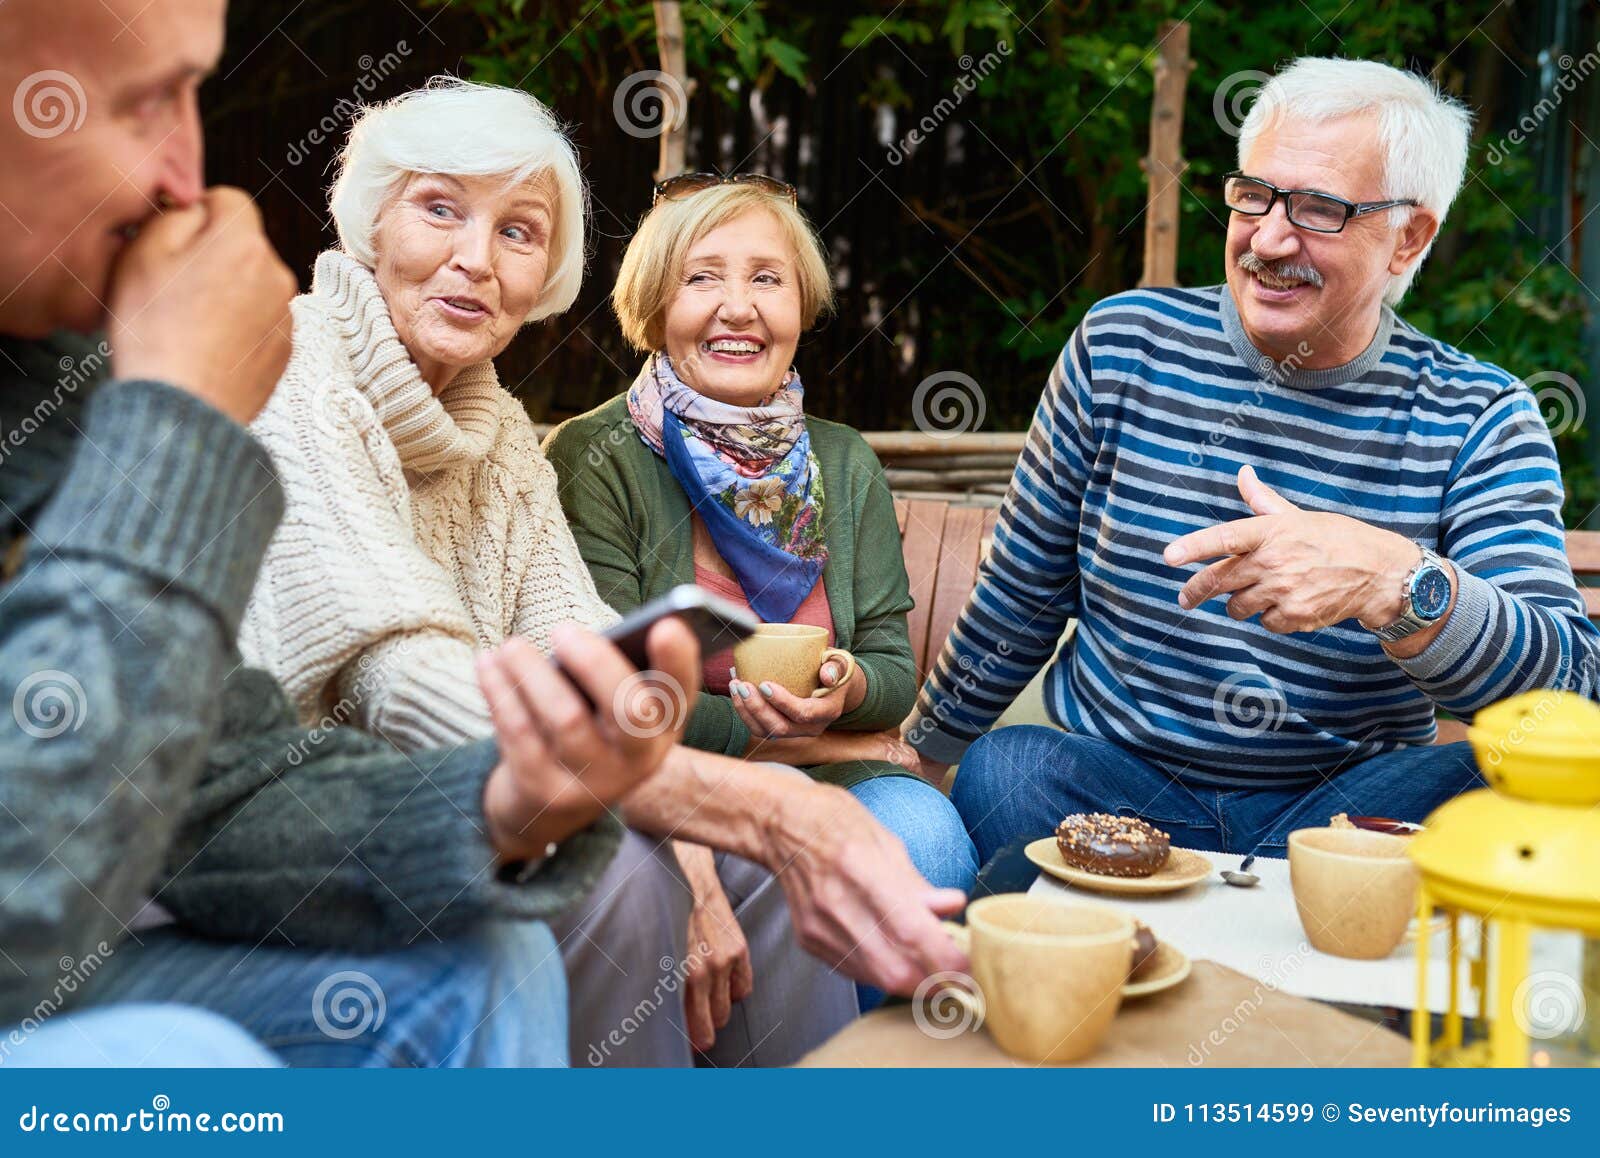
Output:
top-left (1221, 854), bottom-right (1259, 888)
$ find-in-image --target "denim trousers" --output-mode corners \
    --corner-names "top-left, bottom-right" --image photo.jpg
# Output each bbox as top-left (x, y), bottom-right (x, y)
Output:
top-left (67, 920), bottom-right (567, 1067)
top-left (2, 1004), bottom-right (280, 1068)
top-left (847, 774), bottom-right (979, 1012)
top-left (849, 773), bottom-right (980, 894)
top-left (952, 725), bottom-right (1484, 866)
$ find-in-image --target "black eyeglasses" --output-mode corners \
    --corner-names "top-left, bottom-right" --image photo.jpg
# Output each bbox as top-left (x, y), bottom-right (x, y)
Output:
top-left (652, 171), bottom-right (798, 207)
top-left (1222, 172), bottom-right (1419, 234)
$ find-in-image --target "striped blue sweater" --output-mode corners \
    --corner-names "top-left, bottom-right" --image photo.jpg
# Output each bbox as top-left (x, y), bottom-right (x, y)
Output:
top-left (905, 285), bottom-right (1600, 786)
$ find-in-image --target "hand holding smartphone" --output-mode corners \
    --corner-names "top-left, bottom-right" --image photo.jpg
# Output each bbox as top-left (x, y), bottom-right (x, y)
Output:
top-left (557, 584), bottom-right (760, 694)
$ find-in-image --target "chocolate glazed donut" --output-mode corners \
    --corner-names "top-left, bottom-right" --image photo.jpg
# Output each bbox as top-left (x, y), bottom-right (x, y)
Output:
top-left (1055, 813), bottom-right (1171, 878)
top-left (1129, 923), bottom-right (1160, 981)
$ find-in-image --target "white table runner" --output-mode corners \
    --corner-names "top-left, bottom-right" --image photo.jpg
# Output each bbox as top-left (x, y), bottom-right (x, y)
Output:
top-left (1028, 849), bottom-right (1466, 1013)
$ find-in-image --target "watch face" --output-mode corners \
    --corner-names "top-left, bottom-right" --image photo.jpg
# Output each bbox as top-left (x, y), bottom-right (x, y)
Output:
top-left (1411, 564), bottom-right (1452, 619)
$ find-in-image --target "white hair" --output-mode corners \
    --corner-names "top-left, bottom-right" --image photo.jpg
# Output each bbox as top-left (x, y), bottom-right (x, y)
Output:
top-left (1237, 57), bottom-right (1473, 306)
top-left (328, 76), bottom-right (588, 324)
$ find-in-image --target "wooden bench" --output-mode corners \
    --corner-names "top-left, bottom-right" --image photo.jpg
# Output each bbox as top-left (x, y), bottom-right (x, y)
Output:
top-left (895, 497), bottom-right (1600, 743)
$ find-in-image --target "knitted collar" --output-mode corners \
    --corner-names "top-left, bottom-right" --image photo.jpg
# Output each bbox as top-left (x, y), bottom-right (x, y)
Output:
top-left (310, 250), bottom-right (503, 473)
top-left (1217, 284), bottom-right (1395, 391)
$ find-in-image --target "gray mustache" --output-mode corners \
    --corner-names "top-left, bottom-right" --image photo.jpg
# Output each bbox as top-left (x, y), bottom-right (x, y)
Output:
top-left (1237, 252), bottom-right (1325, 288)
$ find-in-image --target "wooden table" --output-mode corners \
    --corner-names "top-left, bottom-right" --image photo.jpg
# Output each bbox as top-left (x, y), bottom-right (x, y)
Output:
top-left (800, 960), bottom-right (1410, 1067)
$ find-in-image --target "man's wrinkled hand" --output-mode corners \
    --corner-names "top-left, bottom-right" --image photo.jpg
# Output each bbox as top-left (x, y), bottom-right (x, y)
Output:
top-left (1164, 464), bottom-right (1418, 634)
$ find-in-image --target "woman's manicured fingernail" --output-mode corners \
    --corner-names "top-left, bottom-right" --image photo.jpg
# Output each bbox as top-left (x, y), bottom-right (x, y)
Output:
top-left (735, 684), bottom-right (748, 699)
top-left (728, 666), bottom-right (737, 681)
top-left (759, 683), bottom-right (774, 697)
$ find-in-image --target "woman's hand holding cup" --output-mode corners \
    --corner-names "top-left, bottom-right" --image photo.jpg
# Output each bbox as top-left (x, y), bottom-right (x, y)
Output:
top-left (730, 647), bottom-right (859, 740)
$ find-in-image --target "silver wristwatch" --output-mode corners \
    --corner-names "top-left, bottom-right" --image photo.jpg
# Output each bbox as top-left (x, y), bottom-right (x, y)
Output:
top-left (1372, 547), bottom-right (1454, 642)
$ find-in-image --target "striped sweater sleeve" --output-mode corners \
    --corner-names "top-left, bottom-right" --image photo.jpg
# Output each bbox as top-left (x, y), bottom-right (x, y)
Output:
top-left (1394, 386), bottom-right (1600, 711)
top-left (903, 323), bottom-right (1098, 764)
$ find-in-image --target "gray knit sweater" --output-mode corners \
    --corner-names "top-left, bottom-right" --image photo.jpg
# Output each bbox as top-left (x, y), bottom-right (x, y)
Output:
top-left (0, 331), bottom-right (619, 1027)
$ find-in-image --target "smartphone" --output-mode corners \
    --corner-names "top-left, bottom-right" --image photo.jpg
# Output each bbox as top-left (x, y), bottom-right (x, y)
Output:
top-left (596, 584), bottom-right (760, 671)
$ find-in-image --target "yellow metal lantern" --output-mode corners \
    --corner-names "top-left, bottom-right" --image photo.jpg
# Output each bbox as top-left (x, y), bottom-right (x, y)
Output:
top-left (1409, 690), bottom-right (1600, 1067)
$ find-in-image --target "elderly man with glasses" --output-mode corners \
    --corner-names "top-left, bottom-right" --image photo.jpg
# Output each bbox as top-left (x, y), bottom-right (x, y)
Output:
top-left (904, 57), bottom-right (1600, 865)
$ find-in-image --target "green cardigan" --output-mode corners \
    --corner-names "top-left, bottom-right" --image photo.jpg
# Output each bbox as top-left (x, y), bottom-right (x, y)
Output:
top-left (544, 393), bottom-right (917, 789)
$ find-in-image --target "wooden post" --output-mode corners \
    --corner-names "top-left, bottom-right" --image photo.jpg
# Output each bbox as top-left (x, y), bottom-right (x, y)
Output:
top-left (652, 1), bottom-right (692, 181)
top-left (1138, 20), bottom-right (1192, 288)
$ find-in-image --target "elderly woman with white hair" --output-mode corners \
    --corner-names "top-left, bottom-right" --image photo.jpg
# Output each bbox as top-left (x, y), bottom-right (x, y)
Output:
top-left (241, 78), bottom-right (969, 1067)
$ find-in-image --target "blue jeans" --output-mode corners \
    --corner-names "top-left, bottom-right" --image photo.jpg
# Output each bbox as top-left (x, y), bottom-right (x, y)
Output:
top-left (849, 774), bottom-right (979, 893)
top-left (847, 775), bottom-right (978, 1012)
top-left (76, 921), bottom-right (567, 1067)
top-left (952, 726), bottom-right (1484, 865)
top-left (3, 1004), bottom-right (279, 1068)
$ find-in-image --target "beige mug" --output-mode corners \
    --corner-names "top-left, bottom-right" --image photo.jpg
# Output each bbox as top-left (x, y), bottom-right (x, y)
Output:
top-left (935, 896), bottom-right (1133, 1063)
top-left (1288, 827), bottom-right (1419, 959)
top-left (731, 623), bottom-right (855, 698)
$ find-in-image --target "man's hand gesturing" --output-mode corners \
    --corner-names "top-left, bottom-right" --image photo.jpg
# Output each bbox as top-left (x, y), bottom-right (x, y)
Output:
top-left (1164, 464), bottom-right (1433, 637)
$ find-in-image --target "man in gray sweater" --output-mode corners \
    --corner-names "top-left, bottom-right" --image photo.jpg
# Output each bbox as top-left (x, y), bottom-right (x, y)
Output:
top-left (0, 0), bottom-right (697, 1066)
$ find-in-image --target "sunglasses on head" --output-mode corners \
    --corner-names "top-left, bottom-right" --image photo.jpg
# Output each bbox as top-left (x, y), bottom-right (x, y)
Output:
top-left (652, 171), bottom-right (798, 207)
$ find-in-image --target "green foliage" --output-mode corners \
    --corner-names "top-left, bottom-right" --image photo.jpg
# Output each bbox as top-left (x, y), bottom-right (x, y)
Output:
top-left (423, 0), bottom-right (809, 98)
top-left (434, 0), bottom-right (1594, 525)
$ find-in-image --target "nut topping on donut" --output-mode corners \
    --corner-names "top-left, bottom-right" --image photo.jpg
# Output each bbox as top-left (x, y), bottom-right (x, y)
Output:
top-left (1055, 813), bottom-right (1172, 878)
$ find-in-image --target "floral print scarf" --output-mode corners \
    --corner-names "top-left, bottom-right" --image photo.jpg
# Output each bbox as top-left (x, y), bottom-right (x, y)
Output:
top-left (627, 352), bottom-right (827, 622)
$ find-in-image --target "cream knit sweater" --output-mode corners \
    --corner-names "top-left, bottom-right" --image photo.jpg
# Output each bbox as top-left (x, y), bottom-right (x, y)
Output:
top-left (239, 250), bottom-right (618, 753)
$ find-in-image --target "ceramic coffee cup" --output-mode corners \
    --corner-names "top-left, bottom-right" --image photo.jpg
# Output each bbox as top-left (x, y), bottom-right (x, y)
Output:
top-left (937, 896), bottom-right (1133, 1063)
top-left (1288, 827), bottom-right (1419, 959)
top-left (731, 623), bottom-right (854, 698)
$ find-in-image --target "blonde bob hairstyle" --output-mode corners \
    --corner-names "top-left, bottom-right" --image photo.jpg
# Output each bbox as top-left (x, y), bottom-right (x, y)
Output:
top-left (611, 183), bottom-right (834, 352)
top-left (328, 77), bottom-right (588, 325)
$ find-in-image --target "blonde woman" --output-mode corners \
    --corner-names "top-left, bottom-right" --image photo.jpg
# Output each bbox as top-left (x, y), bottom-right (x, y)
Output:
top-left (545, 173), bottom-right (979, 1011)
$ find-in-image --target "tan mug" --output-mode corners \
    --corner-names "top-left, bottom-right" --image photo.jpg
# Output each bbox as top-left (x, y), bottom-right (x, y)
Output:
top-left (937, 896), bottom-right (1133, 1063)
top-left (1288, 827), bottom-right (1419, 960)
top-left (732, 623), bottom-right (855, 698)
